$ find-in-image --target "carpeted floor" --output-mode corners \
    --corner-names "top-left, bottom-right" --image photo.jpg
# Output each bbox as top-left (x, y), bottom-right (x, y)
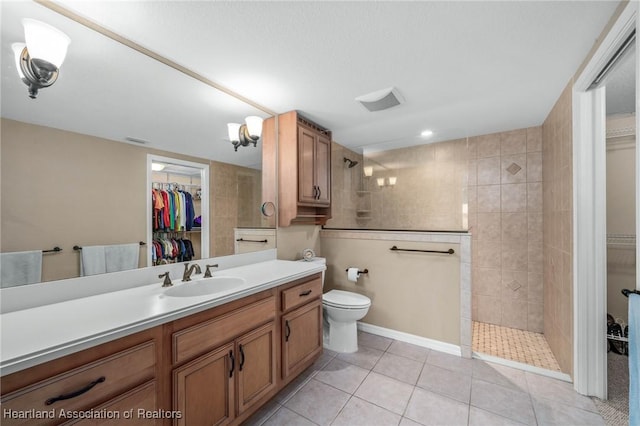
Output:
top-left (592, 352), bottom-right (629, 426)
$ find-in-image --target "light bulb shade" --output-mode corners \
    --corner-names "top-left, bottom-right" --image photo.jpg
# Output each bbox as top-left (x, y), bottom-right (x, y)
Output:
top-left (388, 176), bottom-right (397, 185)
top-left (363, 166), bottom-right (373, 177)
top-left (12, 43), bottom-right (26, 79)
top-left (244, 116), bottom-right (263, 139)
top-left (22, 18), bottom-right (70, 69)
top-left (227, 123), bottom-right (241, 142)
top-left (151, 163), bottom-right (165, 171)
top-left (377, 178), bottom-right (385, 187)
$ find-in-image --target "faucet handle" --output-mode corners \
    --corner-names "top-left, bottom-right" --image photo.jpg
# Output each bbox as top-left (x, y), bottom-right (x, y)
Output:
top-left (204, 264), bottom-right (219, 278)
top-left (159, 272), bottom-right (172, 287)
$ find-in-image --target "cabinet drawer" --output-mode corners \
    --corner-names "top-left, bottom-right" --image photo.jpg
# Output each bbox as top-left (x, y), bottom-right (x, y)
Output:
top-left (281, 277), bottom-right (322, 312)
top-left (61, 380), bottom-right (158, 425)
top-left (173, 296), bottom-right (275, 365)
top-left (1, 341), bottom-right (156, 426)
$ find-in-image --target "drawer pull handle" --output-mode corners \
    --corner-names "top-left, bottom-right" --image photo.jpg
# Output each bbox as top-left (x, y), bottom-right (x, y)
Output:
top-left (285, 320), bottom-right (291, 342)
top-left (229, 350), bottom-right (235, 378)
top-left (299, 290), bottom-right (312, 297)
top-left (239, 344), bottom-right (245, 371)
top-left (45, 376), bottom-right (106, 405)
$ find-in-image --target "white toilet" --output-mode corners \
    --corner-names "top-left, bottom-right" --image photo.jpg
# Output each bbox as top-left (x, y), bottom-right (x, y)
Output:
top-left (301, 257), bottom-right (371, 353)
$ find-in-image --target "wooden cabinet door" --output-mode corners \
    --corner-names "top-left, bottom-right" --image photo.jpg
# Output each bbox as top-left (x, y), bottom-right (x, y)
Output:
top-left (282, 299), bottom-right (323, 380)
top-left (173, 343), bottom-right (235, 426)
top-left (314, 134), bottom-right (331, 206)
top-left (298, 126), bottom-right (318, 205)
top-left (63, 381), bottom-right (158, 426)
top-left (236, 323), bottom-right (277, 415)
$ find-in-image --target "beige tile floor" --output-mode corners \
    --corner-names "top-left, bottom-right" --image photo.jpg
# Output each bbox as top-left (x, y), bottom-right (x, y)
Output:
top-left (244, 331), bottom-right (604, 426)
top-left (472, 321), bottom-right (562, 371)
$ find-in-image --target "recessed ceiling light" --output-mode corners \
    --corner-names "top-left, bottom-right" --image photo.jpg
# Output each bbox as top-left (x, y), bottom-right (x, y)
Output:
top-left (151, 163), bottom-right (165, 171)
top-left (421, 129), bottom-right (434, 138)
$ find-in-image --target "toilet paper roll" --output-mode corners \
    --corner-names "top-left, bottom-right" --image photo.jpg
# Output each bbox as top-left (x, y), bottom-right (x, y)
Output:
top-left (347, 267), bottom-right (359, 282)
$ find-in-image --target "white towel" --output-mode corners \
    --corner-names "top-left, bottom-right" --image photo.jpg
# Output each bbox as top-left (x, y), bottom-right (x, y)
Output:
top-left (80, 245), bottom-right (106, 276)
top-left (105, 243), bottom-right (139, 273)
top-left (0, 250), bottom-right (43, 288)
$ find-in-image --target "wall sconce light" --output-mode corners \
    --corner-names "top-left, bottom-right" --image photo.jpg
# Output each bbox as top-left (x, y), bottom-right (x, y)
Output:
top-left (377, 177), bottom-right (398, 187)
top-left (227, 116), bottom-right (263, 151)
top-left (363, 166), bottom-right (373, 177)
top-left (13, 19), bottom-right (71, 99)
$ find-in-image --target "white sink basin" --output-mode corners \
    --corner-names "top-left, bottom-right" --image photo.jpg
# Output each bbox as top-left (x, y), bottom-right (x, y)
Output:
top-left (164, 276), bottom-right (245, 298)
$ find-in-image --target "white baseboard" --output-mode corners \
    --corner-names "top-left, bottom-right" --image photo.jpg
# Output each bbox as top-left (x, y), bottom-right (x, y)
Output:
top-left (472, 351), bottom-right (573, 382)
top-left (357, 322), bottom-right (461, 357)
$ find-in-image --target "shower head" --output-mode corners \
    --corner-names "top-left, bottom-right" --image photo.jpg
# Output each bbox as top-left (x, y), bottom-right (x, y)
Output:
top-left (344, 157), bottom-right (359, 168)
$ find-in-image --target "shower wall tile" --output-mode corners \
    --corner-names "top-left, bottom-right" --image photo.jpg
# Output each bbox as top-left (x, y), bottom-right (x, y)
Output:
top-left (476, 134), bottom-right (501, 158)
top-left (527, 152), bottom-right (543, 182)
top-left (477, 185), bottom-right (501, 213)
top-left (477, 213), bottom-right (502, 242)
top-left (542, 81), bottom-right (573, 376)
top-left (470, 125), bottom-right (543, 332)
top-left (473, 267), bottom-right (502, 297)
top-left (527, 183), bottom-right (543, 212)
top-left (502, 183), bottom-right (527, 212)
top-left (527, 127), bottom-right (543, 153)
top-left (502, 213), bottom-right (527, 242)
top-left (477, 157), bottom-right (501, 185)
top-left (502, 240), bottom-right (528, 272)
top-left (501, 129), bottom-right (527, 155)
top-left (501, 154), bottom-right (527, 184)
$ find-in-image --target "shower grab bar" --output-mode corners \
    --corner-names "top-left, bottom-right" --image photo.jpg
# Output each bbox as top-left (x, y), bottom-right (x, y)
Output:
top-left (390, 245), bottom-right (455, 255)
top-left (74, 241), bottom-right (146, 251)
top-left (622, 288), bottom-right (640, 297)
top-left (236, 238), bottom-right (268, 243)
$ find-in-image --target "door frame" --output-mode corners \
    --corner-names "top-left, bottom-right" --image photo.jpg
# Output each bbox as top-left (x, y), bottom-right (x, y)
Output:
top-left (572, 1), bottom-right (638, 398)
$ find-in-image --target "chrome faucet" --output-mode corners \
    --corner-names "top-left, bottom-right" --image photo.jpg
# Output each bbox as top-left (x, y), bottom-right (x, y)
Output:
top-left (204, 264), bottom-right (219, 278)
top-left (182, 263), bottom-right (201, 282)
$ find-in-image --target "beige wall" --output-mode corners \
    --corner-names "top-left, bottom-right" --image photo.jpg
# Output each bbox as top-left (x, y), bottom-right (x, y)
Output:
top-left (1, 118), bottom-right (262, 281)
top-left (321, 234), bottom-right (460, 345)
top-left (276, 225), bottom-right (321, 261)
top-left (468, 127), bottom-right (544, 332)
top-left (606, 114), bottom-right (636, 324)
top-left (542, 81), bottom-right (573, 375)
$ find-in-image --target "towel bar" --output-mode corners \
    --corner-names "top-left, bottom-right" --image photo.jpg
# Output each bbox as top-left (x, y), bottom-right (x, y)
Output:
top-left (43, 246), bottom-right (62, 253)
top-left (622, 288), bottom-right (640, 297)
top-left (74, 241), bottom-right (146, 251)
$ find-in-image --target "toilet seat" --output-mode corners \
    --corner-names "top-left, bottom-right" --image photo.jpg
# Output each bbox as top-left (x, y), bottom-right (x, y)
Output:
top-left (323, 290), bottom-right (371, 309)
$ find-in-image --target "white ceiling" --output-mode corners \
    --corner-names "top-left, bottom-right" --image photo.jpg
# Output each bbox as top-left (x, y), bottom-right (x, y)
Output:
top-left (1, 1), bottom-right (625, 163)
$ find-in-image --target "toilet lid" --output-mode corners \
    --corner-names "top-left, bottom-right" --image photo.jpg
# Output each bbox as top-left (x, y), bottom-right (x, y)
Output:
top-left (323, 290), bottom-right (371, 308)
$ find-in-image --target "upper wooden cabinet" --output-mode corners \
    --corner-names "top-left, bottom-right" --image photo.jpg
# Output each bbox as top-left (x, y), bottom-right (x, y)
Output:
top-left (264, 111), bottom-right (332, 226)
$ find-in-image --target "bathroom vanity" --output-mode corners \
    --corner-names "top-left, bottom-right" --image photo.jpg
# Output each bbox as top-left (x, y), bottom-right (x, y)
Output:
top-left (0, 258), bottom-right (324, 425)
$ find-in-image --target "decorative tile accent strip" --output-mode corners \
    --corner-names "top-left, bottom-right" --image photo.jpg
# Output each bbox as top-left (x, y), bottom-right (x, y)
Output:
top-left (506, 162), bottom-right (522, 175)
top-left (508, 280), bottom-right (521, 291)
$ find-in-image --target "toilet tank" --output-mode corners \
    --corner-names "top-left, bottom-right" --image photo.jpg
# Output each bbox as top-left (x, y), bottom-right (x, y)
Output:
top-left (299, 257), bottom-right (326, 287)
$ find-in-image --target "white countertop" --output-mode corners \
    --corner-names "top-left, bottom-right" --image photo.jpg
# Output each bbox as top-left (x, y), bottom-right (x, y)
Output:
top-left (0, 259), bottom-right (324, 376)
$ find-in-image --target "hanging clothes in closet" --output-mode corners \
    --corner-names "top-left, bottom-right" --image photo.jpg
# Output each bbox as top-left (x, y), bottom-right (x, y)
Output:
top-left (152, 186), bottom-right (196, 232)
top-left (151, 237), bottom-right (195, 265)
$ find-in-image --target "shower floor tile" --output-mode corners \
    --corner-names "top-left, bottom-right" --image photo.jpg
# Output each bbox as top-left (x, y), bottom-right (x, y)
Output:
top-left (472, 321), bottom-right (561, 371)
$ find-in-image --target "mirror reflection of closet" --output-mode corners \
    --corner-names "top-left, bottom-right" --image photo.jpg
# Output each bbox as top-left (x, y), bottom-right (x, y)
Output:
top-left (147, 156), bottom-right (209, 267)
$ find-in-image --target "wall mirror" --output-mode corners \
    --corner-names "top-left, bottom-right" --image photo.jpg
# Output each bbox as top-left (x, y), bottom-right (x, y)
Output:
top-left (0, 1), bottom-right (277, 285)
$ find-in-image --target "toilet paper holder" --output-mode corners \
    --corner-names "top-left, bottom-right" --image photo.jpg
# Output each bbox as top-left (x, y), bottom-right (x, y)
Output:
top-left (345, 268), bottom-right (368, 276)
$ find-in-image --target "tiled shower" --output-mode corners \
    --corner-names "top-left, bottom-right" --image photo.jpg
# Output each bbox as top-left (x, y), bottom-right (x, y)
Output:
top-left (327, 99), bottom-right (574, 374)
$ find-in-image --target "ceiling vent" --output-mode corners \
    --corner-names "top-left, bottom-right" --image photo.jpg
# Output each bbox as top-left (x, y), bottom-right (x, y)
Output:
top-left (355, 87), bottom-right (404, 112)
